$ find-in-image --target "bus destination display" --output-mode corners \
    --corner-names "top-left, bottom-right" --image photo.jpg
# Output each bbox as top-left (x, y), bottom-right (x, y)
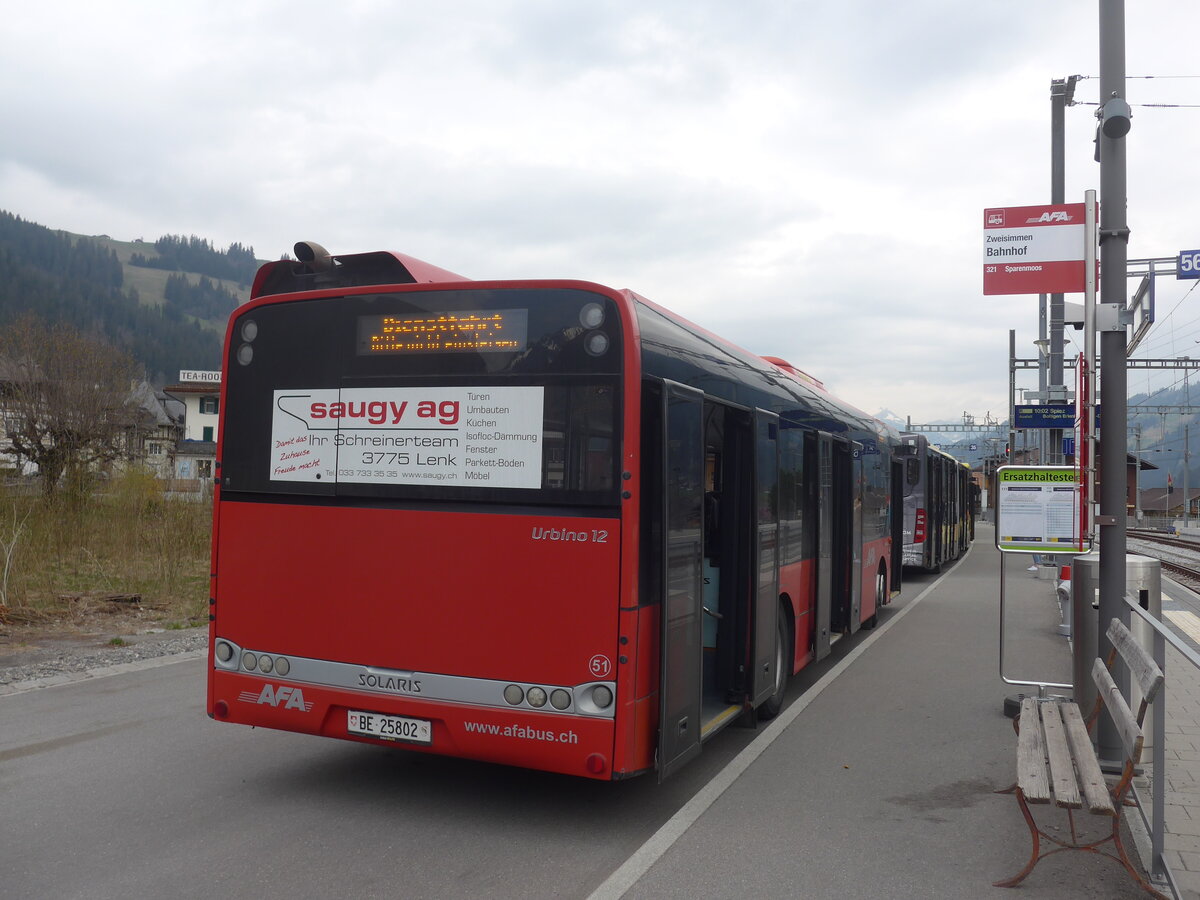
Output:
top-left (357, 310), bottom-right (528, 355)
top-left (270, 386), bottom-right (544, 489)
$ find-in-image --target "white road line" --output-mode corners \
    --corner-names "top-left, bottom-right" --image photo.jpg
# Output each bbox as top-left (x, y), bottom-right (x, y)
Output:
top-left (586, 547), bottom-right (968, 900)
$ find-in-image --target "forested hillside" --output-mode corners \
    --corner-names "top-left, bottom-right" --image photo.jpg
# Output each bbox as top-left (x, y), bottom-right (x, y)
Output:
top-left (130, 234), bottom-right (257, 284)
top-left (0, 211), bottom-right (256, 384)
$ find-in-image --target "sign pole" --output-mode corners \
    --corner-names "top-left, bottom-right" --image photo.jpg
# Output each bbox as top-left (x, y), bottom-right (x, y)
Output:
top-left (1049, 76), bottom-right (1079, 465)
top-left (1009, 330), bottom-right (1016, 466)
top-left (1084, 190), bottom-right (1097, 543)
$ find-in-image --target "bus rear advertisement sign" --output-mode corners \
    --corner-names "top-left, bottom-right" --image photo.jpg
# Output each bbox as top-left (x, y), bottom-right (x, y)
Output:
top-left (270, 386), bottom-right (544, 488)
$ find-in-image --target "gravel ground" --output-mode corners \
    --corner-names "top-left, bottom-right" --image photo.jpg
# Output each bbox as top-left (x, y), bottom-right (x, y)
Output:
top-left (0, 627), bottom-right (208, 692)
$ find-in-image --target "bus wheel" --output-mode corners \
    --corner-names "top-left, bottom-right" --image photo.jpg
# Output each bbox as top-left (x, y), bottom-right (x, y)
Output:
top-left (758, 609), bottom-right (791, 720)
top-left (862, 566), bottom-right (886, 629)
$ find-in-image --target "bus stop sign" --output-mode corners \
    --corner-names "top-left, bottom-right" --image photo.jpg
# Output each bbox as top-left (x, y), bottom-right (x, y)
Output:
top-left (983, 204), bottom-right (1088, 295)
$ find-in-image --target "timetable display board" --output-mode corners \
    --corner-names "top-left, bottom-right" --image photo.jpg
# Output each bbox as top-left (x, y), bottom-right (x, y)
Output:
top-left (994, 466), bottom-right (1089, 554)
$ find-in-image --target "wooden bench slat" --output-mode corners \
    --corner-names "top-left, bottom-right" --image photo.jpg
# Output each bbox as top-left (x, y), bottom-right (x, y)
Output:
top-left (1041, 701), bottom-right (1082, 808)
top-left (1016, 697), bottom-right (1051, 803)
top-left (1000, 623), bottom-right (1168, 897)
top-left (1060, 702), bottom-right (1115, 815)
top-left (1092, 657), bottom-right (1146, 765)
top-left (1106, 618), bottom-right (1164, 708)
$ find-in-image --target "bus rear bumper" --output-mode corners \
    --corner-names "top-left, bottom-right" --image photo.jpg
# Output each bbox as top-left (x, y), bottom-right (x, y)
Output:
top-left (209, 670), bottom-right (618, 780)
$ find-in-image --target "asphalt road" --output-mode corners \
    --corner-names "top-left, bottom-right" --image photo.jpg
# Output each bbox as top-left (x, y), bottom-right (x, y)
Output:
top-left (2, 622), bottom-right (860, 900)
top-left (0, 534), bottom-right (1158, 899)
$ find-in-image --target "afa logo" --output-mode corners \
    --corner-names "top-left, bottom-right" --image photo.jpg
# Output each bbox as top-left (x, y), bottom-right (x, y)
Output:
top-left (238, 684), bottom-right (313, 711)
top-left (1025, 211), bottom-right (1074, 224)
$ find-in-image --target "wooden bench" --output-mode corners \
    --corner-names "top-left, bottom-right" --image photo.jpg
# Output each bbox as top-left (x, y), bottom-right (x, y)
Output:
top-left (994, 618), bottom-right (1167, 899)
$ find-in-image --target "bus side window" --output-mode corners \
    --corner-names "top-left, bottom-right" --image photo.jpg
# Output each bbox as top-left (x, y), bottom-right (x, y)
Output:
top-left (704, 450), bottom-right (720, 558)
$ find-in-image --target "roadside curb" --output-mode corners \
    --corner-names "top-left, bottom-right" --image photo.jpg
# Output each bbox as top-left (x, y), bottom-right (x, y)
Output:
top-left (0, 648), bottom-right (207, 697)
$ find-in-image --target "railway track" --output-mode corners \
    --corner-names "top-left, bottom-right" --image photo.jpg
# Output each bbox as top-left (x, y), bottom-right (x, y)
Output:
top-left (1127, 529), bottom-right (1200, 590)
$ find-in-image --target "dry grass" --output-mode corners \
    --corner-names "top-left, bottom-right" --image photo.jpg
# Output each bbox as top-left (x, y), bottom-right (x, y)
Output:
top-left (0, 470), bottom-right (210, 632)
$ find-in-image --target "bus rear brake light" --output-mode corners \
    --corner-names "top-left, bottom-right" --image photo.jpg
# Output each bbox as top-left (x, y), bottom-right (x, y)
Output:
top-left (585, 332), bottom-right (610, 356)
top-left (579, 302), bottom-right (605, 329)
top-left (914, 509), bottom-right (927, 544)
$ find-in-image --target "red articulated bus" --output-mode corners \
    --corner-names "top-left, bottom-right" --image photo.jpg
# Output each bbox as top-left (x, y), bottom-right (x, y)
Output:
top-left (207, 242), bottom-right (907, 780)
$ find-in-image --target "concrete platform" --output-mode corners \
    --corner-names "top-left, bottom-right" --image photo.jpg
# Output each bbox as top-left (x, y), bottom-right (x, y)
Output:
top-left (594, 523), bottom-right (1184, 899)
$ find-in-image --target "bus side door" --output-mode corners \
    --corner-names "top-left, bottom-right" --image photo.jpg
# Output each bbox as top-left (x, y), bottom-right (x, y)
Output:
top-left (751, 411), bottom-right (780, 707)
top-left (658, 381), bottom-right (704, 780)
top-left (890, 456), bottom-right (904, 596)
top-left (848, 440), bottom-right (863, 633)
top-left (814, 431), bottom-right (834, 661)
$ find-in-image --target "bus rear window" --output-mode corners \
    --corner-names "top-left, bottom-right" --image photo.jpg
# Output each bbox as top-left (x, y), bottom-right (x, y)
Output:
top-left (220, 288), bottom-right (622, 506)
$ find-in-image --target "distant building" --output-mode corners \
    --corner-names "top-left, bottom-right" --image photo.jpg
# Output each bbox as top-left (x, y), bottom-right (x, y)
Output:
top-left (164, 370), bottom-right (221, 488)
top-left (0, 370), bottom-right (181, 482)
top-left (1139, 486), bottom-right (1200, 519)
top-left (982, 447), bottom-right (1155, 517)
top-left (165, 370), bottom-right (221, 442)
top-left (114, 381), bottom-right (183, 480)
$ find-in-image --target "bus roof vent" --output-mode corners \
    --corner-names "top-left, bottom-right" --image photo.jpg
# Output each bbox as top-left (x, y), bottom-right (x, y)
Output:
top-left (251, 245), bottom-right (469, 299)
top-left (761, 356), bottom-right (825, 390)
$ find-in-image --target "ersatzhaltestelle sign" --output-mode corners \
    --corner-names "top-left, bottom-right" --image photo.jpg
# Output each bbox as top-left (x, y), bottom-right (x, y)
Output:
top-left (994, 465), bottom-right (1089, 554)
top-left (269, 386), bottom-right (544, 488)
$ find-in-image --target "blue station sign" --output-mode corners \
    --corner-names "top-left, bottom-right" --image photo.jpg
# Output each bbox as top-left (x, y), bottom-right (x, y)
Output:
top-left (1014, 404), bottom-right (1076, 429)
top-left (1179, 249), bottom-right (1200, 280)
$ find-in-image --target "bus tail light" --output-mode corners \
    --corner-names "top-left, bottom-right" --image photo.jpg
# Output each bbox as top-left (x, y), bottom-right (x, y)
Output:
top-left (584, 332), bottom-right (610, 357)
top-left (914, 509), bottom-right (927, 544)
top-left (579, 302), bottom-right (605, 329)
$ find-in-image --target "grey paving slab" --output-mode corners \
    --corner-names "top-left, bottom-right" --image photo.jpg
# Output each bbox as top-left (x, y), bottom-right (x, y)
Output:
top-left (606, 525), bottom-right (1172, 899)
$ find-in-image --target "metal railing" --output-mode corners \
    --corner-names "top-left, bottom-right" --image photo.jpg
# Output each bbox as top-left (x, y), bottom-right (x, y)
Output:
top-left (1123, 593), bottom-right (1200, 900)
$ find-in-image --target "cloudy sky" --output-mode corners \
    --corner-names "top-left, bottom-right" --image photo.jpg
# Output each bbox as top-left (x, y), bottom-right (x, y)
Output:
top-left (2, 1), bottom-right (1197, 424)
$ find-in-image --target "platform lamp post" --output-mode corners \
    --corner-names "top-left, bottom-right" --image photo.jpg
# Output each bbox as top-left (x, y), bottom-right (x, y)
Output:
top-left (1048, 75), bottom-right (1080, 467)
top-left (1034, 339), bottom-right (1051, 462)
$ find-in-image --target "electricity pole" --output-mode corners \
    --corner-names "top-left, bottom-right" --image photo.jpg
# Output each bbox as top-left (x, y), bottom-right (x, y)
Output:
top-left (1096, 0), bottom-right (1133, 763)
